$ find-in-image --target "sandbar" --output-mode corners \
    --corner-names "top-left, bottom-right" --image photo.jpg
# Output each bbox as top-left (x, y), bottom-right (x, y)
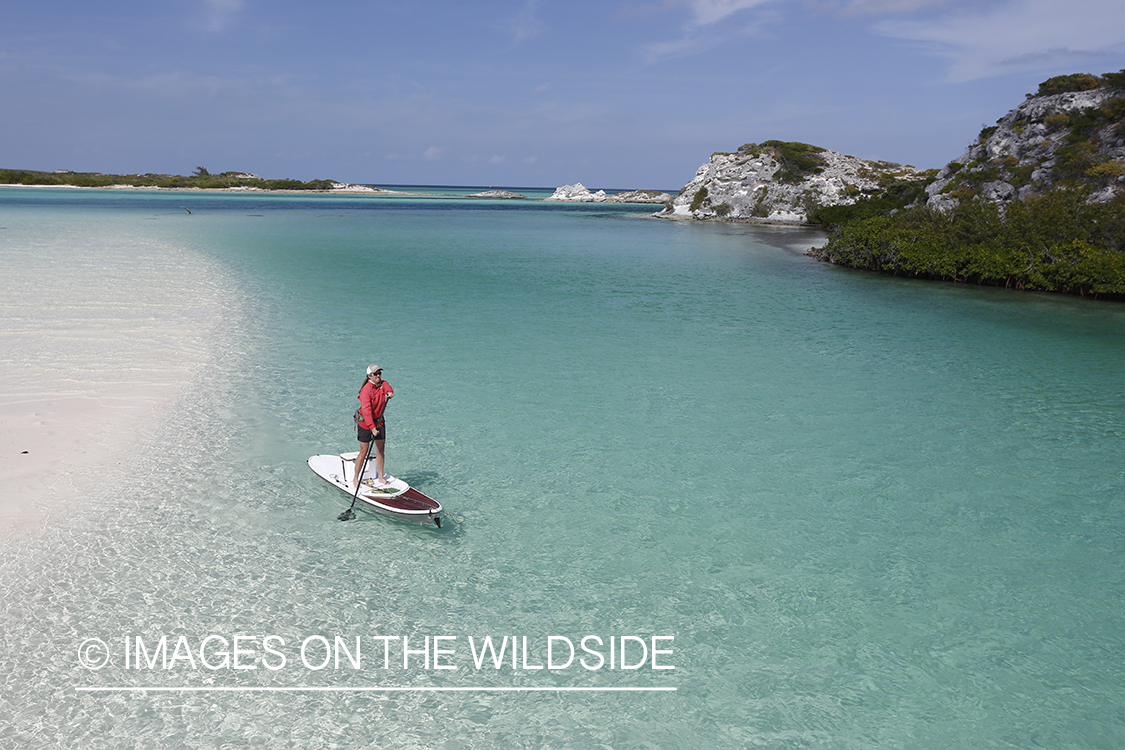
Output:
top-left (0, 213), bottom-right (234, 537)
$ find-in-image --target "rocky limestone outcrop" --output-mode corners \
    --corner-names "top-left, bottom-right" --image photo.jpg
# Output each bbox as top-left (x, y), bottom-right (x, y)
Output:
top-left (606, 189), bottom-right (672, 204)
top-left (655, 142), bottom-right (923, 224)
top-left (330, 182), bottom-right (391, 193)
top-left (548, 183), bottom-right (607, 202)
top-left (926, 85), bottom-right (1125, 210)
top-left (468, 190), bottom-right (527, 199)
top-left (546, 184), bottom-right (671, 203)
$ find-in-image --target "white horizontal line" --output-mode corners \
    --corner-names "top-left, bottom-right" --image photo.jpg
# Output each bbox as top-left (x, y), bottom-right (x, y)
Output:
top-left (77, 686), bottom-right (676, 693)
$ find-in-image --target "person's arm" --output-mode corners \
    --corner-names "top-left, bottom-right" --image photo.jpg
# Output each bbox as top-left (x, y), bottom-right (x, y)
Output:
top-left (368, 385), bottom-right (390, 421)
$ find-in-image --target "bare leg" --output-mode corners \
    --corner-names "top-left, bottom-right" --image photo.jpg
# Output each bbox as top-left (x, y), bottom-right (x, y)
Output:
top-left (354, 441), bottom-right (371, 486)
top-left (374, 438), bottom-right (386, 482)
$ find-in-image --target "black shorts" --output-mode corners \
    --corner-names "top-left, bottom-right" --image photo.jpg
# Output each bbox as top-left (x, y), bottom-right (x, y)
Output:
top-left (357, 420), bottom-right (385, 443)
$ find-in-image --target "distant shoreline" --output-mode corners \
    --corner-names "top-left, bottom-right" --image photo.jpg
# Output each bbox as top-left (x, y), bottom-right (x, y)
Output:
top-left (0, 171), bottom-right (673, 202)
top-left (0, 182), bottom-right (434, 196)
top-left (0, 182), bottom-right (675, 204)
top-left (0, 167), bottom-right (453, 196)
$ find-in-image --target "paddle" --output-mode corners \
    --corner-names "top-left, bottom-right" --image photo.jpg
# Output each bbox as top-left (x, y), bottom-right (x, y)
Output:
top-left (338, 447), bottom-right (372, 521)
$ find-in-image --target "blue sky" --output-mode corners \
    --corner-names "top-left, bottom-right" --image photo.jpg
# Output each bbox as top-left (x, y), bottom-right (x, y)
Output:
top-left (3, 0), bottom-right (1124, 189)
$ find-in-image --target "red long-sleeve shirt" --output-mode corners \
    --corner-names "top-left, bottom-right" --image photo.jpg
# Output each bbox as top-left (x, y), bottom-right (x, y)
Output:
top-left (357, 379), bottom-right (393, 430)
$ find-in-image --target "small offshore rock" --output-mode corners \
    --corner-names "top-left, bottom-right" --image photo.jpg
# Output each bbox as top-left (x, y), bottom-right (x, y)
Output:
top-left (606, 189), bottom-right (672, 204)
top-left (467, 190), bottom-right (527, 199)
top-left (547, 183), bottom-right (607, 202)
top-left (329, 182), bottom-right (401, 193)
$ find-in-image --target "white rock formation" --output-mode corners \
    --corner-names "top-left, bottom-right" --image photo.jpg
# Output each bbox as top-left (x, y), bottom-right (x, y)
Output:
top-left (656, 143), bottom-right (924, 224)
top-left (467, 190), bottom-right (527, 199)
top-left (606, 189), bottom-right (672, 204)
top-left (330, 182), bottom-right (385, 192)
top-left (547, 183), bottom-right (607, 202)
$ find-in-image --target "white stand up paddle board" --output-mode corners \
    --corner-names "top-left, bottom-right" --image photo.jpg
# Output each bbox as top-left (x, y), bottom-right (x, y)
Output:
top-left (308, 453), bottom-right (443, 526)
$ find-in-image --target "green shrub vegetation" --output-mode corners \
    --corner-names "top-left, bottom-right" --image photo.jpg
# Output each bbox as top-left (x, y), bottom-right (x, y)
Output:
top-left (808, 70), bottom-right (1125, 300)
top-left (1033, 69), bottom-right (1125, 97)
top-left (767, 141), bottom-right (827, 183)
top-left (1104, 70), bottom-right (1125, 90)
top-left (737, 141), bottom-right (827, 183)
top-left (751, 188), bottom-right (770, 218)
top-left (689, 186), bottom-right (710, 212)
top-left (1044, 112), bottom-right (1070, 129)
top-left (808, 177), bottom-right (934, 229)
top-left (1036, 73), bottom-right (1103, 97)
top-left (811, 190), bottom-right (1125, 298)
top-left (0, 168), bottom-right (340, 191)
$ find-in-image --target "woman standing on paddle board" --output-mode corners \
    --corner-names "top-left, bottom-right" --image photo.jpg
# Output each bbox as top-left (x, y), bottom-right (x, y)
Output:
top-left (355, 364), bottom-right (394, 487)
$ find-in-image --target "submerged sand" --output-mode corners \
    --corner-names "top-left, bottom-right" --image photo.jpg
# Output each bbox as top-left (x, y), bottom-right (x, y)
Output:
top-left (0, 214), bottom-right (235, 536)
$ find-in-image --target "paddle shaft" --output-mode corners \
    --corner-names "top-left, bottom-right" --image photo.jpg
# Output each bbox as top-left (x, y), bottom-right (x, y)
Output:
top-left (341, 447), bottom-right (372, 520)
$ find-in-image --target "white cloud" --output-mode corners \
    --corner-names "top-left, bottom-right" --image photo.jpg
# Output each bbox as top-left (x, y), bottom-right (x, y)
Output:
top-left (650, 0), bottom-right (1125, 79)
top-left (640, 0), bottom-right (777, 62)
top-left (641, 34), bottom-right (721, 61)
top-left (688, 0), bottom-right (775, 26)
top-left (825, 0), bottom-right (972, 16)
top-left (508, 0), bottom-right (544, 44)
top-left (203, 0), bottom-right (243, 33)
top-left (872, 0), bottom-right (1125, 81)
top-left (423, 146), bottom-right (443, 161)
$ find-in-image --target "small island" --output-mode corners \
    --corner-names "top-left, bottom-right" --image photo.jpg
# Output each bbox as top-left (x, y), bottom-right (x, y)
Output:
top-left (546, 184), bottom-right (671, 203)
top-left (0, 166), bottom-right (403, 193)
top-left (467, 190), bottom-right (527, 199)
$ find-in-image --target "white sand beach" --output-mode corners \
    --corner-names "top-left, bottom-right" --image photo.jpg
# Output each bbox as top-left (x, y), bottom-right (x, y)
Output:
top-left (0, 215), bottom-right (234, 535)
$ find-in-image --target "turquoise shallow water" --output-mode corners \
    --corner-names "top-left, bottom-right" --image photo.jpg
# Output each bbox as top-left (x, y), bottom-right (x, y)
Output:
top-left (1, 187), bottom-right (1124, 748)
